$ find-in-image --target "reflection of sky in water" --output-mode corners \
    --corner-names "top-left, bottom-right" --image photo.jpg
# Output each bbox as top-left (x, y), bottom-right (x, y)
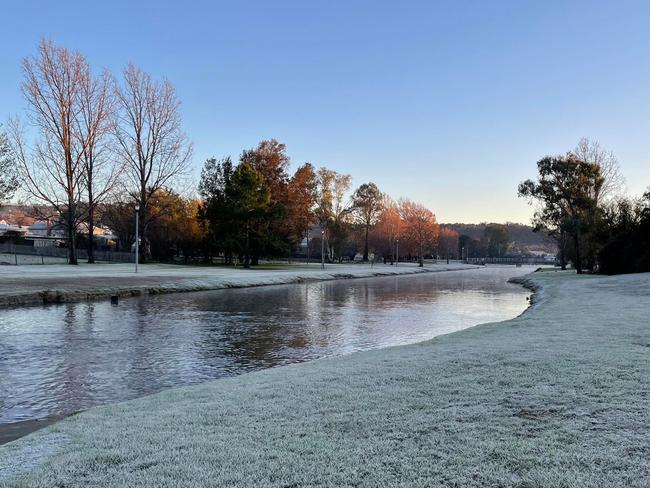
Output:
top-left (0, 266), bottom-right (531, 424)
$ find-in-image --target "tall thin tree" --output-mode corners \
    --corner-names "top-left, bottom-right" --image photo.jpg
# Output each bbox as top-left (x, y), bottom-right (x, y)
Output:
top-left (75, 65), bottom-right (119, 263)
top-left (115, 64), bottom-right (192, 262)
top-left (287, 162), bottom-right (317, 253)
top-left (10, 40), bottom-right (89, 264)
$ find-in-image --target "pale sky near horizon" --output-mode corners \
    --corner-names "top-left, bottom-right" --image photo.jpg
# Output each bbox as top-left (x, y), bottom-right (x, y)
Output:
top-left (2, 1), bottom-right (650, 224)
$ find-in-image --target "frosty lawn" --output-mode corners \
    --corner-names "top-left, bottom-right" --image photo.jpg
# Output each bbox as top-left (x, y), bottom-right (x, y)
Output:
top-left (0, 261), bottom-right (475, 307)
top-left (1, 270), bottom-right (649, 487)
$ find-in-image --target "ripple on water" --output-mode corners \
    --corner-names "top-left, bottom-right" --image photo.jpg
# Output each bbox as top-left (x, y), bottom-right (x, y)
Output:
top-left (0, 266), bottom-right (531, 427)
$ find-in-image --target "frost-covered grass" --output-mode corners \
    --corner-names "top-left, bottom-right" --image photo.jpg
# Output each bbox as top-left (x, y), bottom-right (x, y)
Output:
top-left (1, 270), bottom-right (648, 487)
top-left (0, 254), bottom-right (67, 265)
top-left (0, 261), bottom-right (475, 307)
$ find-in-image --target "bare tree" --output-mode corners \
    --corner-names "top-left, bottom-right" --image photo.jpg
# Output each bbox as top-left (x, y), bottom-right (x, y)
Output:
top-left (10, 40), bottom-right (89, 264)
top-left (572, 138), bottom-right (625, 203)
top-left (75, 65), bottom-right (119, 263)
top-left (115, 64), bottom-right (192, 262)
top-left (0, 131), bottom-right (18, 207)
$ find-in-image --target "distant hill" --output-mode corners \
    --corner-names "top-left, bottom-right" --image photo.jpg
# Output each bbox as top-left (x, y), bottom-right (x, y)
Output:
top-left (442, 222), bottom-right (557, 255)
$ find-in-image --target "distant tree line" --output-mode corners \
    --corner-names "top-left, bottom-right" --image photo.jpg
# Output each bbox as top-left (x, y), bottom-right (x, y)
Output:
top-left (6, 42), bottom-right (644, 274)
top-left (197, 141), bottom-right (442, 267)
top-left (455, 224), bottom-right (510, 260)
top-left (445, 222), bottom-right (557, 257)
top-left (519, 139), bottom-right (649, 274)
top-left (0, 39), bottom-right (445, 266)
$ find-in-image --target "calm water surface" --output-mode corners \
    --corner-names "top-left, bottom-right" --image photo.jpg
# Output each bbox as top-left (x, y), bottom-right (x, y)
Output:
top-left (0, 266), bottom-right (531, 427)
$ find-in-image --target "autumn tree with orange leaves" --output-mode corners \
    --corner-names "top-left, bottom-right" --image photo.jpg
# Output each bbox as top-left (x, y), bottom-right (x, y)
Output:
top-left (287, 162), bottom-right (318, 251)
top-left (398, 198), bottom-right (440, 266)
top-left (370, 197), bottom-right (402, 263)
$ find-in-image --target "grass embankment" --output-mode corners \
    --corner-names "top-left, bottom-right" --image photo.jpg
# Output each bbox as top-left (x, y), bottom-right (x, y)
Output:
top-left (0, 262), bottom-right (474, 308)
top-left (0, 270), bottom-right (648, 487)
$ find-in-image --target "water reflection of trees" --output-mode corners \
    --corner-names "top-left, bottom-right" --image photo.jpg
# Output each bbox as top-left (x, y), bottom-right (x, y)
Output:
top-left (0, 267), bottom-right (529, 424)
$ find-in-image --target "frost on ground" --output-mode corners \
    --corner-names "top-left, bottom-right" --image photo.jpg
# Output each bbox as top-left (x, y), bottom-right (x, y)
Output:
top-left (0, 262), bottom-right (475, 307)
top-left (1, 271), bottom-right (649, 487)
top-left (0, 433), bottom-right (66, 481)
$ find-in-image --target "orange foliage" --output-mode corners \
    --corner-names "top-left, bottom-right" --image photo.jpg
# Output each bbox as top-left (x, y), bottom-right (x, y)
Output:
top-left (398, 198), bottom-right (440, 260)
top-left (370, 199), bottom-right (402, 259)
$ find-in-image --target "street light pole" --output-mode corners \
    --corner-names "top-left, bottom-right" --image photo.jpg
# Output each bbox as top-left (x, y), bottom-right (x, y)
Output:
top-left (321, 229), bottom-right (325, 270)
top-left (134, 204), bottom-right (140, 273)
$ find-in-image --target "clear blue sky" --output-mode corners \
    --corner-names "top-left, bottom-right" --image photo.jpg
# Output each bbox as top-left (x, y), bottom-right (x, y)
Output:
top-left (2, 1), bottom-right (650, 223)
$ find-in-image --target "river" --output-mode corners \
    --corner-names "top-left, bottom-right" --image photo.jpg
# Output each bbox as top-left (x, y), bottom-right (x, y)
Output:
top-left (0, 266), bottom-right (532, 443)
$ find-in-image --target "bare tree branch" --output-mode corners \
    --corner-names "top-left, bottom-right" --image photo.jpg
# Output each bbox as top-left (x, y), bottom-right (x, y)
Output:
top-left (114, 64), bottom-right (192, 261)
top-left (572, 138), bottom-right (625, 203)
top-left (8, 40), bottom-right (124, 264)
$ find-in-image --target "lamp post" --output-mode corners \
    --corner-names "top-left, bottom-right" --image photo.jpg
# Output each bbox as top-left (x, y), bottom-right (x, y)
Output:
top-left (134, 204), bottom-right (140, 273)
top-left (395, 239), bottom-right (399, 267)
top-left (321, 229), bottom-right (325, 269)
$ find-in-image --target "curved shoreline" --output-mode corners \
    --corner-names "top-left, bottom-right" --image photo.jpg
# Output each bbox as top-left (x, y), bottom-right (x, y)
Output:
top-left (0, 265), bottom-right (521, 446)
top-left (2, 270), bottom-right (648, 487)
top-left (0, 262), bottom-right (479, 308)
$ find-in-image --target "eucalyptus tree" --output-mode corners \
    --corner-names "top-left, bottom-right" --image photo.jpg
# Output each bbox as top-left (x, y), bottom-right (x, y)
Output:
top-left (316, 168), bottom-right (352, 261)
top-left (518, 154), bottom-right (604, 274)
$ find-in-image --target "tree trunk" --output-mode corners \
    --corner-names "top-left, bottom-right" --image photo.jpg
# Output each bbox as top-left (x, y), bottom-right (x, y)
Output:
top-left (573, 231), bottom-right (582, 274)
top-left (244, 224), bottom-right (250, 268)
top-left (67, 204), bottom-right (78, 265)
top-left (138, 201), bottom-right (147, 264)
top-left (559, 230), bottom-right (567, 270)
top-left (87, 203), bottom-right (95, 264)
top-left (363, 226), bottom-right (369, 261)
top-left (139, 183), bottom-right (147, 264)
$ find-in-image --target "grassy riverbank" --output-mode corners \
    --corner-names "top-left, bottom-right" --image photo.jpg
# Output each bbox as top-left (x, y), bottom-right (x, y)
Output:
top-left (0, 261), bottom-right (475, 307)
top-left (1, 270), bottom-right (649, 487)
